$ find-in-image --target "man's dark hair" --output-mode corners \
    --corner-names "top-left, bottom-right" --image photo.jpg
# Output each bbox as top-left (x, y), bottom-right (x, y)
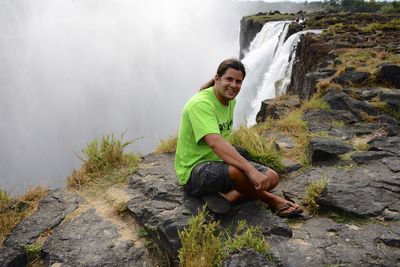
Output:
top-left (200, 59), bottom-right (246, 91)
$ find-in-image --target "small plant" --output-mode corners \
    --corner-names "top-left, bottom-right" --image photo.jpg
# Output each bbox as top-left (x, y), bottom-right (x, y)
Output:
top-left (302, 177), bottom-right (329, 214)
top-left (67, 131), bottom-right (139, 189)
top-left (276, 110), bottom-right (307, 133)
top-left (24, 243), bottom-right (42, 263)
top-left (340, 152), bottom-right (353, 162)
top-left (331, 120), bottom-right (345, 129)
top-left (178, 209), bottom-right (224, 267)
top-left (178, 209), bottom-right (272, 267)
top-left (113, 201), bottom-right (128, 216)
top-left (354, 142), bottom-right (369, 151)
top-left (230, 125), bottom-right (285, 174)
top-left (301, 95), bottom-right (330, 111)
top-left (225, 220), bottom-right (270, 256)
top-left (155, 134), bottom-right (178, 154)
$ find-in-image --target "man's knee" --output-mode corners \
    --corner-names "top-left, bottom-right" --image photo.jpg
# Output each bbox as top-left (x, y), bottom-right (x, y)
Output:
top-left (228, 165), bottom-right (245, 178)
top-left (266, 168), bottom-right (279, 187)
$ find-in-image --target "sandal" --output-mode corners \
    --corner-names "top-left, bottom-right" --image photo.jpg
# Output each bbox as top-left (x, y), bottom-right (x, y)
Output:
top-left (275, 202), bottom-right (303, 218)
top-left (202, 193), bottom-right (231, 214)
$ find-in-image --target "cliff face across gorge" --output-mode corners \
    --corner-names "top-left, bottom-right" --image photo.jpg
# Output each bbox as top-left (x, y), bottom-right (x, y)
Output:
top-left (1, 12), bottom-right (400, 267)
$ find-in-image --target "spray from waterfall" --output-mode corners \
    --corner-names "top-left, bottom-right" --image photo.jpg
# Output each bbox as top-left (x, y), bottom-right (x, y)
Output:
top-left (235, 21), bottom-right (321, 126)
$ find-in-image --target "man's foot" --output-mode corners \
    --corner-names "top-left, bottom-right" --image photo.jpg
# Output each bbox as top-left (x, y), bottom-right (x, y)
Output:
top-left (202, 193), bottom-right (231, 214)
top-left (274, 201), bottom-right (303, 218)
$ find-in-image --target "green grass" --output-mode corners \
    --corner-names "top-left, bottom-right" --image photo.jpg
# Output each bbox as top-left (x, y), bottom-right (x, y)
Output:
top-left (155, 134), bottom-right (177, 154)
top-left (1, 187), bottom-right (48, 245)
top-left (24, 243), bottom-right (42, 263)
top-left (301, 95), bottom-right (330, 111)
top-left (230, 125), bottom-right (285, 174)
top-left (331, 120), bottom-right (345, 129)
top-left (328, 211), bottom-right (373, 226)
top-left (178, 209), bottom-right (272, 267)
top-left (302, 177), bottom-right (329, 214)
top-left (67, 131), bottom-right (140, 189)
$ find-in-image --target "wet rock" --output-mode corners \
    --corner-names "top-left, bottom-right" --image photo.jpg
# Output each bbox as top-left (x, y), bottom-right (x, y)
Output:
top-left (4, 190), bottom-right (82, 247)
top-left (351, 151), bottom-right (394, 164)
top-left (222, 248), bottom-right (272, 267)
top-left (42, 209), bottom-right (147, 267)
top-left (376, 63), bottom-right (400, 89)
top-left (308, 138), bottom-right (353, 164)
top-left (0, 246), bottom-right (27, 267)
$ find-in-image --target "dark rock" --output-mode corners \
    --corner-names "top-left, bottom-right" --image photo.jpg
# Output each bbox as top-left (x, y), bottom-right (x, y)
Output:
top-left (0, 246), bottom-right (27, 267)
top-left (256, 96), bottom-right (300, 123)
top-left (377, 233), bottom-right (400, 248)
top-left (369, 136), bottom-right (400, 156)
top-left (126, 154), bottom-right (293, 264)
top-left (269, 218), bottom-right (400, 267)
top-left (42, 209), bottom-right (147, 267)
top-left (222, 248), bottom-right (272, 267)
top-left (283, 159), bottom-right (303, 174)
top-left (380, 90), bottom-right (400, 112)
top-left (239, 17), bottom-right (264, 59)
top-left (302, 108), bottom-right (358, 133)
top-left (376, 64), bottom-right (400, 89)
top-left (382, 209), bottom-right (400, 221)
top-left (351, 151), bottom-right (394, 164)
top-left (4, 190), bottom-right (83, 247)
top-left (332, 70), bottom-right (370, 86)
top-left (282, 162), bottom-right (400, 218)
top-left (324, 89), bottom-right (379, 119)
top-left (308, 138), bottom-right (353, 164)
top-left (287, 33), bottom-right (330, 100)
top-left (381, 157), bottom-right (400, 173)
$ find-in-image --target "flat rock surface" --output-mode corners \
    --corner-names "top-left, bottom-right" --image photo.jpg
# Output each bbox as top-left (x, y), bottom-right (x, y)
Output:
top-left (42, 209), bottom-right (148, 267)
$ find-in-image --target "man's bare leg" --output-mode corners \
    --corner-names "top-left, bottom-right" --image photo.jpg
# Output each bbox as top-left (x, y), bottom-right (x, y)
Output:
top-left (222, 190), bottom-right (245, 203)
top-left (227, 165), bottom-right (300, 213)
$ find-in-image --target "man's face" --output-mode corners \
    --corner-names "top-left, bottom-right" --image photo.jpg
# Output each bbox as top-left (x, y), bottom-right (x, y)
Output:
top-left (214, 68), bottom-right (244, 106)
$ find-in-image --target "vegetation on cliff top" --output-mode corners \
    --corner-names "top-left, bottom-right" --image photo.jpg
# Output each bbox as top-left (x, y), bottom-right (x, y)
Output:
top-left (0, 186), bottom-right (48, 245)
top-left (67, 131), bottom-right (139, 190)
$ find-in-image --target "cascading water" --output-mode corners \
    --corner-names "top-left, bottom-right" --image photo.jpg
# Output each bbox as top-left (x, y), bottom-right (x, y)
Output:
top-left (235, 21), bottom-right (321, 126)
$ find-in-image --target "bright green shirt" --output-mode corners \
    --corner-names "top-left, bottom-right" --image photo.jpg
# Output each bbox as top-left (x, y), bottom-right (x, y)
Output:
top-left (175, 87), bottom-right (235, 185)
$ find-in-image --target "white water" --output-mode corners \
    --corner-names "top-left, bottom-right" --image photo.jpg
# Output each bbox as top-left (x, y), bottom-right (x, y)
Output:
top-left (235, 21), bottom-right (321, 126)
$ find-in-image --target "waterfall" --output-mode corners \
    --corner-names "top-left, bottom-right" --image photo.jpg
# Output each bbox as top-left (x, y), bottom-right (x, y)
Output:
top-left (235, 21), bottom-right (321, 126)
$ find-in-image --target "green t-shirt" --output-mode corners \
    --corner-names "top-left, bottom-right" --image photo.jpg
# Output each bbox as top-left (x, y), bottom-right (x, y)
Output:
top-left (175, 87), bottom-right (235, 185)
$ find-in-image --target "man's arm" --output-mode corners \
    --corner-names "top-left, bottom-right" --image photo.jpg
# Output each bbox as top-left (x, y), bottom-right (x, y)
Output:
top-left (204, 133), bottom-right (270, 190)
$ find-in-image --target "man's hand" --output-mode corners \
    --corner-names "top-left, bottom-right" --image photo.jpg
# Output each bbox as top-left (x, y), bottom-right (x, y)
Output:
top-left (246, 168), bottom-right (270, 190)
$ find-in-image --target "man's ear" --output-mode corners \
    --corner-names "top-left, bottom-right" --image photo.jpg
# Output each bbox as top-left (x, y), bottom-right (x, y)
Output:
top-left (214, 74), bottom-right (220, 83)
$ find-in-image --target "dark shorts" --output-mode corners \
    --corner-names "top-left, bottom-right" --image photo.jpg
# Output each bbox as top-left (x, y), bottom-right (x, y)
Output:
top-left (184, 161), bottom-right (269, 196)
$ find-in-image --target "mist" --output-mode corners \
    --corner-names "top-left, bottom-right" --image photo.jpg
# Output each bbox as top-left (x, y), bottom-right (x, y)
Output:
top-left (0, 0), bottom-right (305, 194)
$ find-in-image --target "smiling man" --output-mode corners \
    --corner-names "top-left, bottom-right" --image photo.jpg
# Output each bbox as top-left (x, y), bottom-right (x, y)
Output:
top-left (175, 58), bottom-right (302, 216)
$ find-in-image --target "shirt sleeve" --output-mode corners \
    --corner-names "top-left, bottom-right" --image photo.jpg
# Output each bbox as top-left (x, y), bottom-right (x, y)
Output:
top-left (188, 101), bottom-right (220, 144)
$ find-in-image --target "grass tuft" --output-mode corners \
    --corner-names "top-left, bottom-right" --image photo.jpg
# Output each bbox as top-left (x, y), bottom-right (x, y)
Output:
top-left (230, 125), bottom-right (285, 174)
top-left (1, 187), bottom-right (48, 245)
top-left (302, 177), bottom-right (329, 214)
top-left (155, 134), bottom-right (178, 154)
top-left (178, 208), bottom-right (224, 267)
top-left (67, 131), bottom-right (139, 189)
top-left (24, 243), bottom-right (42, 263)
top-left (178, 209), bottom-right (272, 267)
top-left (301, 95), bottom-right (330, 111)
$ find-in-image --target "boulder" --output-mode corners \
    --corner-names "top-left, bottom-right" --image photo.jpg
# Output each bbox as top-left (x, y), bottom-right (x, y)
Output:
top-left (332, 70), bottom-right (370, 86)
top-left (351, 151), bottom-right (394, 164)
top-left (368, 136), bottom-right (400, 156)
top-left (308, 138), bottom-right (353, 164)
top-left (256, 96), bottom-right (300, 123)
top-left (376, 64), bottom-right (400, 89)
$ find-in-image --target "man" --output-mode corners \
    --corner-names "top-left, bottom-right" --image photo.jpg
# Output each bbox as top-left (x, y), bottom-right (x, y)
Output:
top-left (175, 59), bottom-right (302, 216)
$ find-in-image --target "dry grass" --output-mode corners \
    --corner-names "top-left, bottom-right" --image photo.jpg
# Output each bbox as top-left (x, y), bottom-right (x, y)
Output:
top-left (230, 125), bottom-right (285, 174)
top-left (0, 186), bottom-right (48, 245)
top-left (302, 177), bottom-right (329, 214)
top-left (154, 134), bottom-right (178, 154)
